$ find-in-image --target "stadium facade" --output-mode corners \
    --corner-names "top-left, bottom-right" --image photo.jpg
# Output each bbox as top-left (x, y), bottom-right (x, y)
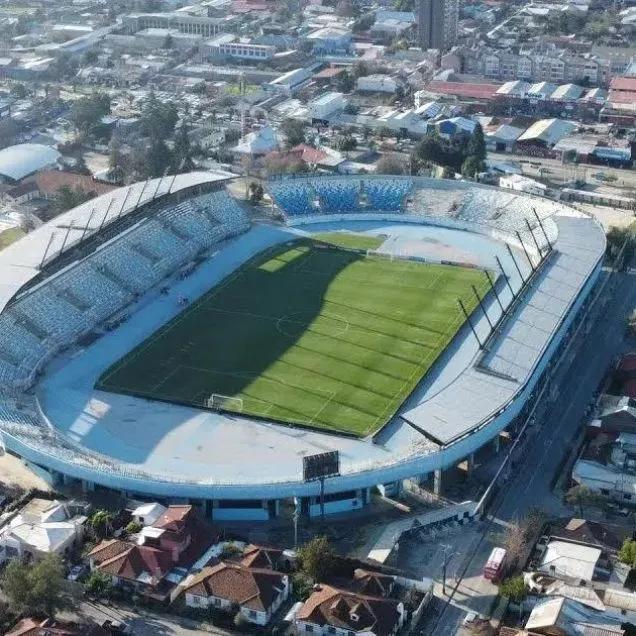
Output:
top-left (0, 173), bottom-right (605, 520)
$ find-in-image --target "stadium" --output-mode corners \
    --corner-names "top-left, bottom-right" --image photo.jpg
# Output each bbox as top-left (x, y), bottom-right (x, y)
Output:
top-left (0, 172), bottom-right (605, 520)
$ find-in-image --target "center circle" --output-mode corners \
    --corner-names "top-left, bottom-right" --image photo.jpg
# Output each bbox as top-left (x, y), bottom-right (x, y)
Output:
top-left (276, 311), bottom-right (350, 339)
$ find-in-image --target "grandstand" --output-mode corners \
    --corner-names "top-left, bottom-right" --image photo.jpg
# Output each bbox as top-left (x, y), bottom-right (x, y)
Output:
top-left (0, 173), bottom-right (606, 521)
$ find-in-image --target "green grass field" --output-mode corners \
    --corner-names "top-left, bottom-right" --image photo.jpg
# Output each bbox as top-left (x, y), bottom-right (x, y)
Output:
top-left (97, 240), bottom-right (489, 437)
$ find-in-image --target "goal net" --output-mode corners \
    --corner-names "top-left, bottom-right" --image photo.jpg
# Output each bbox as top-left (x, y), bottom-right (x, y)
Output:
top-left (205, 393), bottom-right (244, 412)
top-left (366, 249), bottom-right (394, 261)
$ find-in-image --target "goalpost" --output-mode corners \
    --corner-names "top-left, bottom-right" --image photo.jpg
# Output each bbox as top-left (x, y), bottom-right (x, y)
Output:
top-left (366, 249), bottom-right (394, 261)
top-left (204, 393), bottom-right (244, 412)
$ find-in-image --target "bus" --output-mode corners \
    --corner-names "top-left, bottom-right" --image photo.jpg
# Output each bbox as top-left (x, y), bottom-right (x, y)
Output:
top-left (483, 547), bottom-right (507, 582)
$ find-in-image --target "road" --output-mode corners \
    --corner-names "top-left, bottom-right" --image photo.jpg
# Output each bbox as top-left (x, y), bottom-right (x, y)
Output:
top-left (422, 264), bottom-right (636, 634)
top-left (60, 598), bottom-right (234, 636)
top-left (488, 151), bottom-right (636, 192)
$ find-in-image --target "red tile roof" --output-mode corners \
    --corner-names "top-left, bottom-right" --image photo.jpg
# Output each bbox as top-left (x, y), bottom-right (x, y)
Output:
top-left (184, 562), bottom-right (287, 611)
top-left (314, 67), bottom-right (346, 79)
top-left (88, 538), bottom-right (132, 565)
top-left (609, 77), bottom-right (636, 92)
top-left (97, 543), bottom-right (173, 585)
top-left (297, 584), bottom-right (402, 636)
top-left (241, 544), bottom-right (283, 569)
top-left (152, 504), bottom-right (192, 531)
top-left (428, 80), bottom-right (501, 100)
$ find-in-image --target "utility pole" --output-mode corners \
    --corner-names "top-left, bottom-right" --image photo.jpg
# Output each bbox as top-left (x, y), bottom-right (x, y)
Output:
top-left (441, 544), bottom-right (452, 596)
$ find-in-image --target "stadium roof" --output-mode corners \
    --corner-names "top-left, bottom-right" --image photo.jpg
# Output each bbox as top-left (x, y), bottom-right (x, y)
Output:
top-left (0, 144), bottom-right (61, 181)
top-left (402, 213), bottom-right (605, 445)
top-left (0, 171), bottom-right (236, 312)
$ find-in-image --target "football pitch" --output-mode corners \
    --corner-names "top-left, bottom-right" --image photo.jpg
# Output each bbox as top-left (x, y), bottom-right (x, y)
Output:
top-left (97, 239), bottom-right (490, 437)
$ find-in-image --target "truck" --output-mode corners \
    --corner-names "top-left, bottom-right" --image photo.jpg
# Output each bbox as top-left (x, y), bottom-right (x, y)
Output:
top-left (483, 547), bottom-right (507, 582)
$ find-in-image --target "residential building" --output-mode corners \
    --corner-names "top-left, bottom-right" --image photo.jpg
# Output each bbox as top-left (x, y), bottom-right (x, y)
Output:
top-left (87, 505), bottom-right (216, 601)
top-left (182, 562), bottom-right (290, 625)
top-left (416, 0), bottom-right (458, 51)
top-left (295, 584), bottom-right (406, 636)
top-left (306, 27), bottom-right (352, 56)
top-left (0, 499), bottom-right (87, 563)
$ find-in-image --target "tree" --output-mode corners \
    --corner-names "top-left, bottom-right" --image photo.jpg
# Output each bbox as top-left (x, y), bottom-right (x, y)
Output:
top-left (441, 165), bottom-right (455, 179)
top-left (53, 186), bottom-right (94, 215)
top-left (565, 484), bottom-right (604, 516)
top-left (81, 50), bottom-right (98, 67)
top-left (163, 33), bottom-right (173, 49)
top-left (376, 153), bottom-right (409, 175)
top-left (499, 575), bottom-right (527, 603)
top-left (351, 13), bottom-right (375, 33)
top-left (298, 536), bottom-right (335, 582)
top-left (416, 135), bottom-right (442, 163)
top-left (88, 509), bottom-right (114, 540)
top-left (70, 92), bottom-right (111, 136)
top-left (248, 181), bottom-right (264, 203)
top-left (1, 554), bottom-right (66, 616)
top-left (139, 92), bottom-right (179, 141)
top-left (337, 72), bottom-right (355, 93)
top-left (619, 539), bottom-right (636, 568)
top-left (173, 120), bottom-right (194, 173)
top-left (9, 83), bottom-right (27, 99)
top-left (125, 520), bottom-right (143, 534)
top-left (461, 155), bottom-right (483, 179)
top-left (335, 134), bottom-right (356, 152)
top-left (467, 123), bottom-right (486, 162)
top-left (280, 119), bottom-right (306, 148)
top-left (85, 570), bottom-right (113, 598)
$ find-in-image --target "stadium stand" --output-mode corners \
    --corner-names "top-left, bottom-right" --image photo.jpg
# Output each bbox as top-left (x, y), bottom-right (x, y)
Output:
top-left (0, 190), bottom-right (249, 394)
top-left (313, 180), bottom-right (360, 212)
top-left (363, 179), bottom-right (413, 211)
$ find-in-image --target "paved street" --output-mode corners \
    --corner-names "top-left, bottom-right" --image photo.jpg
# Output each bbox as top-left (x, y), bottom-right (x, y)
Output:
top-left (418, 264), bottom-right (636, 634)
top-left (60, 599), bottom-right (232, 636)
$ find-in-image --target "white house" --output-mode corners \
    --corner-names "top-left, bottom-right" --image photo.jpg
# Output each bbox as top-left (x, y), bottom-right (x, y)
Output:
top-left (0, 499), bottom-right (86, 563)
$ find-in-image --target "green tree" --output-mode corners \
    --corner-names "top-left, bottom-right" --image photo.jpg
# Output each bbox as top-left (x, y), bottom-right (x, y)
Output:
top-left (1, 554), bottom-right (66, 616)
top-left (441, 165), bottom-right (455, 179)
top-left (85, 569), bottom-right (113, 598)
top-left (498, 575), bottom-right (527, 603)
top-left (70, 92), bottom-right (111, 136)
top-left (125, 520), bottom-right (143, 534)
top-left (248, 181), bottom-right (264, 203)
top-left (461, 155), bottom-right (483, 179)
top-left (619, 539), bottom-right (636, 568)
top-left (337, 73), bottom-right (355, 93)
top-left (173, 120), bottom-right (194, 173)
top-left (467, 123), bottom-right (486, 162)
top-left (565, 484), bottom-right (604, 516)
top-left (53, 185), bottom-right (94, 214)
top-left (335, 134), bottom-right (356, 152)
top-left (140, 92), bottom-right (179, 141)
top-left (88, 509), bottom-right (114, 540)
top-left (280, 119), bottom-right (306, 147)
top-left (298, 536), bottom-right (335, 582)
top-left (163, 33), bottom-right (173, 49)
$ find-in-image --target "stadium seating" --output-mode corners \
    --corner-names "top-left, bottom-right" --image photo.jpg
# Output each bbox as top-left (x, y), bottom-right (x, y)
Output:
top-left (0, 189), bottom-right (250, 394)
top-left (363, 179), bottom-right (412, 211)
top-left (313, 180), bottom-right (360, 212)
top-left (268, 182), bottom-right (316, 216)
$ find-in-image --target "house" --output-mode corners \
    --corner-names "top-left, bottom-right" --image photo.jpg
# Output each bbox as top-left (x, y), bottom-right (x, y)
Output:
top-left (232, 126), bottom-right (280, 156)
top-left (537, 537), bottom-right (609, 583)
top-left (87, 505), bottom-right (216, 601)
top-left (295, 584), bottom-right (406, 636)
top-left (131, 502), bottom-right (167, 527)
top-left (0, 498), bottom-right (87, 563)
top-left (182, 561), bottom-right (290, 625)
top-left (525, 596), bottom-right (632, 635)
top-left (499, 174), bottom-right (547, 197)
top-left (4, 181), bottom-right (38, 204)
top-left (6, 618), bottom-right (110, 636)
